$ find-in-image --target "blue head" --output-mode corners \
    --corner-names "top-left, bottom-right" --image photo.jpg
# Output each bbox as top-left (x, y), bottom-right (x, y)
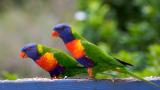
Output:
top-left (20, 43), bottom-right (40, 61)
top-left (52, 24), bottom-right (75, 43)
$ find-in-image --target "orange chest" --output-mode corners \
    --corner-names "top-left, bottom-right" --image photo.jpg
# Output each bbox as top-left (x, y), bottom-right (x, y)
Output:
top-left (35, 52), bottom-right (58, 71)
top-left (65, 39), bottom-right (85, 59)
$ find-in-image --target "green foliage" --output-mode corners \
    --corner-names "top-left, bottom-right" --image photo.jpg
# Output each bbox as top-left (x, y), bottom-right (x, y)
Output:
top-left (76, 0), bottom-right (160, 77)
top-left (1, 71), bottom-right (18, 80)
top-left (146, 44), bottom-right (160, 75)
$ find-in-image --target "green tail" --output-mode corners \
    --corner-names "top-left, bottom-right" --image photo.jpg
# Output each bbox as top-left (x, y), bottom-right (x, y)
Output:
top-left (124, 70), bottom-right (160, 88)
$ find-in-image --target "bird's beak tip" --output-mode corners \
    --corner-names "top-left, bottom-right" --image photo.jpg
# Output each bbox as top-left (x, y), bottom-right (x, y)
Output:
top-left (19, 52), bottom-right (28, 58)
top-left (51, 31), bottom-right (59, 37)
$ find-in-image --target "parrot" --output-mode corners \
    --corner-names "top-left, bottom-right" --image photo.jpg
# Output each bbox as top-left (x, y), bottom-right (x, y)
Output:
top-left (51, 23), bottom-right (160, 88)
top-left (19, 43), bottom-right (85, 79)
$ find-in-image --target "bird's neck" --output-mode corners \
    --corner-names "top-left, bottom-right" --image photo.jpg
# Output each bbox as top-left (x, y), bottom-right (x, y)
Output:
top-left (33, 56), bottom-right (41, 61)
top-left (30, 53), bottom-right (41, 61)
top-left (59, 32), bottom-right (75, 43)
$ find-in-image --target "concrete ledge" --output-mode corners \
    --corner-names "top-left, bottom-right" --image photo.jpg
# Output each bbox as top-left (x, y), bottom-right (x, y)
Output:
top-left (0, 77), bottom-right (160, 90)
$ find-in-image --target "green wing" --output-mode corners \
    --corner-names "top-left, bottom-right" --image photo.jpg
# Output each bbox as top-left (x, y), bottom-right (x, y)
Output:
top-left (82, 40), bottom-right (123, 67)
top-left (72, 32), bottom-right (124, 69)
top-left (37, 44), bottom-right (83, 68)
top-left (53, 49), bottom-right (83, 68)
top-left (53, 50), bottom-right (86, 76)
top-left (37, 44), bottom-right (85, 77)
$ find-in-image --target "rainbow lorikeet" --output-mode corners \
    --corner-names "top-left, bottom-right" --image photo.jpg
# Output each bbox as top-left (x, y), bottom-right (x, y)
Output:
top-left (51, 24), bottom-right (160, 88)
top-left (19, 43), bottom-right (85, 79)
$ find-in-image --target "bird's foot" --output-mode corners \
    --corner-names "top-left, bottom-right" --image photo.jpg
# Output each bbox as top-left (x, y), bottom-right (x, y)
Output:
top-left (87, 67), bottom-right (94, 80)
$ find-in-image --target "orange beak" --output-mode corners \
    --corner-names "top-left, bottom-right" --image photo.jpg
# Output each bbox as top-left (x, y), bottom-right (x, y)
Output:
top-left (19, 52), bottom-right (28, 58)
top-left (51, 31), bottom-right (59, 37)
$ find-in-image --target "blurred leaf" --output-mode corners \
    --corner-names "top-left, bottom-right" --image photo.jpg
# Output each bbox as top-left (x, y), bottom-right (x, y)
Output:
top-left (97, 42), bottom-right (111, 53)
top-left (148, 44), bottom-right (160, 60)
top-left (2, 71), bottom-right (18, 80)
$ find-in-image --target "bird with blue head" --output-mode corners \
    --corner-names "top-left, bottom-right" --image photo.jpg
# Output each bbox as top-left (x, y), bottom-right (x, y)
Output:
top-left (20, 43), bottom-right (85, 79)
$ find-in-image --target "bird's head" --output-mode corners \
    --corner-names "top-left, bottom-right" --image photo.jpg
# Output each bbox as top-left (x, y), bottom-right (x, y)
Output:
top-left (52, 23), bottom-right (71, 38)
top-left (51, 24), bottom-right (75, 43)
top-left (20, 43), bottom-right (40, 60)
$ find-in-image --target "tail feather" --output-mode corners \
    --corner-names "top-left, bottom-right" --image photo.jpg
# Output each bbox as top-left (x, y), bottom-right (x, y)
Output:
top-left (115, 58), bottom-right (133, 66)
top-left (123, 70), bottom-right (160, 88)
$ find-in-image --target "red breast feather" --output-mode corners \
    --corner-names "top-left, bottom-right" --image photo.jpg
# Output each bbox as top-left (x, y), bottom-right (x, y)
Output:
top-left (36, 52), bottom-right (58, 71)
top-left (65, 39), bottom-right (85, 59)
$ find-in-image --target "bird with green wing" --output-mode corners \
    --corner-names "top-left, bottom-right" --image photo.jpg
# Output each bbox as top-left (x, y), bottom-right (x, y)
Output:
top-left (51, 23), bottom-right (160, 88)
top-left (20, 43), bottom-right (85, 79)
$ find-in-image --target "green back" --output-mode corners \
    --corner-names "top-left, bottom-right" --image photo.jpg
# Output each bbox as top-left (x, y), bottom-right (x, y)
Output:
top-left (72, 32), bottom-right (124, 69)
top-left (36, 44), bottom-right (86, 77)
top-left (37, 44), bottom-right (82, 68)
